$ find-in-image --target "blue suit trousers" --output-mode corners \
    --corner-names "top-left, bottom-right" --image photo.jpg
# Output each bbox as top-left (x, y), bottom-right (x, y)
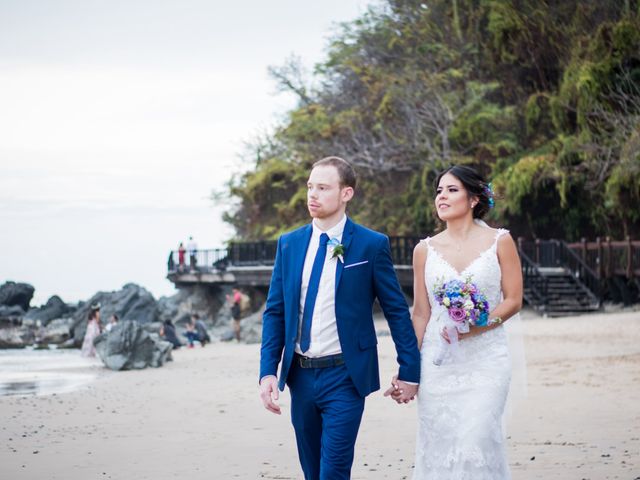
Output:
top-left (288, 360), bottom-right (365, 480)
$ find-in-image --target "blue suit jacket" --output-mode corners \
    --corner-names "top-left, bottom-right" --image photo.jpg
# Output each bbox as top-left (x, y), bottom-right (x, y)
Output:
top-left (259, 217), bottom-right (420, 397)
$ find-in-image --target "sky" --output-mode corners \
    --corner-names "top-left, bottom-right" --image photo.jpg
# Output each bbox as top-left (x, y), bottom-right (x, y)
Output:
top-left (0, 0), bottom-right (371, 306)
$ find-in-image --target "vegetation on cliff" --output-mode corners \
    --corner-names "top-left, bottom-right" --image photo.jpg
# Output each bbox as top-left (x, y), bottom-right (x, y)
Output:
top-left (220, 1), bottom-right (640, 240)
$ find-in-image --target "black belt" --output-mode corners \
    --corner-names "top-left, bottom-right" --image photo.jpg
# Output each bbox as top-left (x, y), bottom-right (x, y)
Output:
top-left (295, 353), bottom-right (344, 369)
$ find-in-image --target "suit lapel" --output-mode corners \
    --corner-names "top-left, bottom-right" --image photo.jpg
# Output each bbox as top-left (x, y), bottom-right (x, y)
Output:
top-left (334, 217), bottom-right (355, 294)
top-left (290, 224), bottom-right (313, 309)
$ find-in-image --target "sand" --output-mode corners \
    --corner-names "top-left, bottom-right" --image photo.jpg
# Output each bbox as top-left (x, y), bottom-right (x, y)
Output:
top-left (0, 309), bottom-right (638, 479)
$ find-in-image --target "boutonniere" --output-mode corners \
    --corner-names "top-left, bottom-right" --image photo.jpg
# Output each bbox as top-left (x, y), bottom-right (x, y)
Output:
top-left (327, 237), bottom-right (345, 263)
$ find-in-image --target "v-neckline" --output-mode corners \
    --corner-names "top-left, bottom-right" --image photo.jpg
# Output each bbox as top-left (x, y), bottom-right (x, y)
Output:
top-left (427, 243), bottom-right (495, 277)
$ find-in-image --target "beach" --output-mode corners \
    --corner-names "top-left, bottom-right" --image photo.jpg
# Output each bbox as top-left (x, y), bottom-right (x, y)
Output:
top-left (0, 309), bottom-right (638, 479)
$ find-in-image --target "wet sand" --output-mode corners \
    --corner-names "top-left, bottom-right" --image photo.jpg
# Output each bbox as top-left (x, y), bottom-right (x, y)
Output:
top-left (0, 309), bottom-right (638, 479)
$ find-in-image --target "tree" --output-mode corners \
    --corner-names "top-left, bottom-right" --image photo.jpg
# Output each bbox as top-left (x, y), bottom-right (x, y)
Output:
top-left (219, 0), bottom-right (640, 240)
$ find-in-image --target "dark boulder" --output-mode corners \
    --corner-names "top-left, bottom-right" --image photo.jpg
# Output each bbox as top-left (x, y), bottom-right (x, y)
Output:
top-left (25, 296), bottom-right (74, 326)
top-left (0, 305), bottom-right (26, 326)
top-left (158, 285), bottom-right (224, 327)
top-left (0, 282), bottom-right (34, 311)
top-left (94, 320), bottom-right (172, 370)
top-left (238, 305), bottom-right (264, 344)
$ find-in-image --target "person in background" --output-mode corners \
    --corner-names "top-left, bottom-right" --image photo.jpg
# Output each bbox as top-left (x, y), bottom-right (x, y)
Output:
top-left (187, 236), bottom-right (197, 271)
top-left (178, 242), bottom-right (186, 272)
top-left (81, 303), bottom-right (102, 357)
top-left (184, 318), bottom-right (199, 348)
top-left (104, 313), bottom-right (119, 333)
top-left (193, 314), bottom-right (210, 346)
top-left (227, 287), bottom-right (242, 341)
top-left (160, 319), bottom-right (181, 349)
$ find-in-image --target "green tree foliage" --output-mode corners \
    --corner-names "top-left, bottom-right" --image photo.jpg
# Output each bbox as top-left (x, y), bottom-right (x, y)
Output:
top-left (220, 0), bottom-right (640, 240)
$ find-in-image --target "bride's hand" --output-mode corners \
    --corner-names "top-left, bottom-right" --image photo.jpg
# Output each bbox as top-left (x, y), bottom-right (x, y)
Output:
top-left (383, 375), bottom-right (401, 400)
top-left (441, 326), bottom-right (480, 343)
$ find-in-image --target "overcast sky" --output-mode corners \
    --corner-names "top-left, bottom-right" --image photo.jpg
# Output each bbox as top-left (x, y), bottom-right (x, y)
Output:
top-left (0, 0), bottom-right (370, 305)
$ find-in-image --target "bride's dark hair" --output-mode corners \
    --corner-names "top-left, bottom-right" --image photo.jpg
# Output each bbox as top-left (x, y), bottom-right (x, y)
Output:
top-left (435, 165), bottom-right (493, 219)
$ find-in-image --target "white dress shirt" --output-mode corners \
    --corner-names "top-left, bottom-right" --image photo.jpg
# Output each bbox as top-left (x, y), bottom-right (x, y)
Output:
top-left (295, 215), bottom-right (347, 357)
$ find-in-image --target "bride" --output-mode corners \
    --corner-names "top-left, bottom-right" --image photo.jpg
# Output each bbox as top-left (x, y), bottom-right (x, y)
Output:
top-left (400, 165), bottom-right (523, 479)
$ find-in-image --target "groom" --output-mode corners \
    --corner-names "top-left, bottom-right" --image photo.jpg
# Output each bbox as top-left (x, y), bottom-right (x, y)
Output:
top-left (259, 156), bottom-right (420, 479)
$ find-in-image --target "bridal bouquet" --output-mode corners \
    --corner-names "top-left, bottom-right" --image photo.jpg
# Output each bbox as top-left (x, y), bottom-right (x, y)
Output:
top-left (432, 277), bottom-right (493, 365)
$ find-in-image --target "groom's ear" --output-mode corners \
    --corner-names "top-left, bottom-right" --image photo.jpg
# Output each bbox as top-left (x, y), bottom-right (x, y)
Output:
top-left (341, 186), bottom-right (355, 203)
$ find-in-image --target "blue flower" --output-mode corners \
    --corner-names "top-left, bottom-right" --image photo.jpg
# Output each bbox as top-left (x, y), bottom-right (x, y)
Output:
top-left (476, 311), bottom-right (489, 326)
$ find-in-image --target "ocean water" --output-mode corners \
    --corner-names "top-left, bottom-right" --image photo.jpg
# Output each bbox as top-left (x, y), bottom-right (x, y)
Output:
top-left (0, 348), bottom-right (103, 396)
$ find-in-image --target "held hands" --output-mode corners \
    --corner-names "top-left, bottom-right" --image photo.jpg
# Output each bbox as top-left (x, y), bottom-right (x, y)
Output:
top-left (383, 375), bottom-right (418, 404)
top-left (259, 376), bottom-right (281, 415)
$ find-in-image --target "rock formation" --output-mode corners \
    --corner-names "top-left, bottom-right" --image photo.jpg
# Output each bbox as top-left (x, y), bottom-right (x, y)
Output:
top-left (94, 321), bottom-right (173, 370)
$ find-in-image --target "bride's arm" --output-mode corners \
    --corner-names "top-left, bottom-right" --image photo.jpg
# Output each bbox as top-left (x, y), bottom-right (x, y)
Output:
top-left (412, 242), bottom-right (431, 349)
top-left (493, 233), bottom-right (524, 322)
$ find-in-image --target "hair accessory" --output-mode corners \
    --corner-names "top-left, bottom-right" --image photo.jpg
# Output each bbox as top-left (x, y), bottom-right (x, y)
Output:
top-left (484, 182), bottom-right (495, 209)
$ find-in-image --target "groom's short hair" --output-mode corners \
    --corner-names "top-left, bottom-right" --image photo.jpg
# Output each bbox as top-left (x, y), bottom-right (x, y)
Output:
top-left (312, 156), bottom-right (357, 190)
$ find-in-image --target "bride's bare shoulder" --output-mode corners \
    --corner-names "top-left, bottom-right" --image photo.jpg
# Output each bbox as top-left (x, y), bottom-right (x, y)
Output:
top-left (427, 231), bottom-right (447, 248)
top-left (413, 238), bottom-right (429, 258)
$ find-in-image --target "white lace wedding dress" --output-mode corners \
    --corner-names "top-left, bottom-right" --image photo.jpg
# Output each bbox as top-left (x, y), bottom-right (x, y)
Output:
top-left (413, 229), bottom-right (511, 479)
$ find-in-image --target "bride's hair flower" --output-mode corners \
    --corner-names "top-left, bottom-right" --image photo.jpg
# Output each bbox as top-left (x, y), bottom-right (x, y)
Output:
top-left (484, 182), bottom-right (495, 209)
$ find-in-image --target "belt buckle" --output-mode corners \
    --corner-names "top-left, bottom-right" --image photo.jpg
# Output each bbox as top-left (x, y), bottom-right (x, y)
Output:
top-left (298, 354), bottom-right (309, 368)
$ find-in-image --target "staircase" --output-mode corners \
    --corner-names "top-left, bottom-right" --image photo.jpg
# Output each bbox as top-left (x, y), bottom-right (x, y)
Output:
top-left (519, 241), bottom-right (601, 316)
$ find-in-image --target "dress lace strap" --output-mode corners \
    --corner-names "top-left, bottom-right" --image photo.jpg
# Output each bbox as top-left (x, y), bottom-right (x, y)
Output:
top-left (491, 228), bottom-right (509, 250)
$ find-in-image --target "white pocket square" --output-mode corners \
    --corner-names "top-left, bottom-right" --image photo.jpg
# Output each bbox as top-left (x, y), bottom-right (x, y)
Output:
top-left (344, 260), bottom-right (369, 269)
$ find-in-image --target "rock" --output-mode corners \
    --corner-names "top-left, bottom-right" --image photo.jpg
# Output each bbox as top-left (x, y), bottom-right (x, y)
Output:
top-left (0, 326), bottom-right (35, 348)
top-left (0, 305), bottom-right (26, 326)
top-left (94, 321), bottom-right (173, 370)
top-left (71, 284), bottom-right (159, 346)
top-left (58, 338), bottom-right (77, 349)
top-left (210, 302), bottom-right (264, 344)
top-left (158, 285), bottom-right (224, 327)
top-left (238, 304), bottom-right (265, 344)
top-left (218, 329), bottom-right (236, 342)
top-left (0, 282), bottom-right (35, 311)
top-left (24, 296), bottom-right (74, 326)
top-left (38, 317), bottom-right (73, 345)
top-left (142, 322), bottom-right (163, 335)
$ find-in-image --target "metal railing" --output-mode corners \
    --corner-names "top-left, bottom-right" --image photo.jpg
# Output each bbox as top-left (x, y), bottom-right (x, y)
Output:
top-left (567, 237), bottom-right (640, 279)
top-left (168, 236), bottom-right (424, 273)
top-left (556, 240), bottom-right (601, 302)
top-left (517, 247), bottom-right (548, 311)
top-left (389, 236), bottom-right (422, 266)
top-left (228, 241), bottom-right (278, 267)
top-left (167, 248), bottom-right (229, 273)
top-left (517, 238), bottom-right (604, 306)
top-left (169, 237), bottom-right (633, 303)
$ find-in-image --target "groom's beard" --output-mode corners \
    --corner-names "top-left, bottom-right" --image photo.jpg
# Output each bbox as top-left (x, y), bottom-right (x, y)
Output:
top-left (307, 198), bottom-right (344, 220)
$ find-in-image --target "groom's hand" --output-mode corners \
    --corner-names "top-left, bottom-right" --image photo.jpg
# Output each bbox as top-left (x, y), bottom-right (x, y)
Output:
top-left (259, 376), bottom-right (281, 415)
top-left (383, 375), bottom-right (418, 404)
